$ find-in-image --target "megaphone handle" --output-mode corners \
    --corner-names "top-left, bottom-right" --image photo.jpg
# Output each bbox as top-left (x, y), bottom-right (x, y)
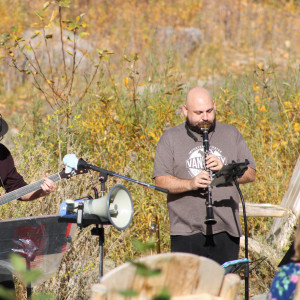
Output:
top-left (92, 187), bottom-right (99, 198)
top-left (100, 174), bottom-right (108, 193)
top-left (77, 202), bottom-right (84, 229)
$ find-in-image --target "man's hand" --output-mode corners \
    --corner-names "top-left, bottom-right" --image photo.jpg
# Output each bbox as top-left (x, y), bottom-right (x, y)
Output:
top-left (20, 173), bottom-right (57, 201)
top-left (206, 154), bottom-right (224, 171)
top-left (190, 170), bottom-right (211, 190)
top-left (40, 173), bottom-right (57, 195)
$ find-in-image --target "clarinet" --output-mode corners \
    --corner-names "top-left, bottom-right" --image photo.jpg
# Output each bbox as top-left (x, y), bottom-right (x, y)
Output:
top-left (201, 124), bottom-right (217, 225)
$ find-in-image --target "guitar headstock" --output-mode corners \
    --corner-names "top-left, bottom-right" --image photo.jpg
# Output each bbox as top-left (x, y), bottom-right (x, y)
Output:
top-left (59, 167), bottom-right (88, 179)
top-left (61, 154), bottom-right (88, 179)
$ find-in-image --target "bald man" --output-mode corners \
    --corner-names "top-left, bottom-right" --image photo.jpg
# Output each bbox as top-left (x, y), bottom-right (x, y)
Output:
top-left (153, 87), bottom-right (256, 265)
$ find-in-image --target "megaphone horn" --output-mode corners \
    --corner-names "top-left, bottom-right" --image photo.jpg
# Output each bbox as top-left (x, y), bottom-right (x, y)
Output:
top-left (60, 184), bottom-right (134, 230)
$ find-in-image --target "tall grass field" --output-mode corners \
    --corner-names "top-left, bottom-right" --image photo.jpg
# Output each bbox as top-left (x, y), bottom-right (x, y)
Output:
top-left (0, 0), bottom-right (299, 298)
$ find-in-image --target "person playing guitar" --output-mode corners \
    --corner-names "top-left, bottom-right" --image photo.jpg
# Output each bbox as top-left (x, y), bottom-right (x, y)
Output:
top-left (0, 114), bottom-right (56, 201)
top-left (0, 113), bottom-right (57, 297)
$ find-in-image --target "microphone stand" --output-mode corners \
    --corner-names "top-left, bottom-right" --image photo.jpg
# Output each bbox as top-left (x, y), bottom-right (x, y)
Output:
top-left (212, 160), bottom-right (249, 300)
top-left (61, 157), bottom-right (169, 281)
top-left (90, 172), bottom-right (107, 280)
top-left (80, 162), bottom-right (169, 280)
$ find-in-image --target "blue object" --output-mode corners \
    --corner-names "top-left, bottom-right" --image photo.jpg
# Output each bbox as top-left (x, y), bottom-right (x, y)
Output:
top-left (222, 258), bottom-right (250, 274)
top-left (60, 198), bottom-right (88, 218)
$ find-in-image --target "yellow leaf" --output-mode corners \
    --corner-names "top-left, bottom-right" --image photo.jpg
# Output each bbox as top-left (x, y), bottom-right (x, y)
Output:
top-left (45, 23), bottom-right (53, 29)
top-left (253, 83), bottom-right (260, 91)
top-left (43, 1), bottom-right (50, 10)
top-left (148, 132), bottom-right (156, 139)
top-left (65, 49), bottom-right (73, 56)
top-left (46, 79), bottom-right (54, 84)
top-left (258, 105), bottom-right (266, 112)
top-left (257, 63), bottom-right (264, 70)
top-left (79, 32), bottom-right (89, 38)
top-left (293, 122), bottom-right (300, 132)
top-left (124, 77), bottom-right (130, 87)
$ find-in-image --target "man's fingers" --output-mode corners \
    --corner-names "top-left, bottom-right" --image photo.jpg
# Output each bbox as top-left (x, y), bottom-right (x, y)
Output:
top-left (41, 177), bottom-right (56, 193)
top-left (192, 171), bottom-right (212, 189)
top-left (206, 155), bottom-right (223, 171)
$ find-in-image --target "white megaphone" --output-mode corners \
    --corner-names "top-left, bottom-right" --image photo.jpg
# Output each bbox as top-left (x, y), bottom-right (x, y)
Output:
top-left (60, 184), bottom-right (134, 230)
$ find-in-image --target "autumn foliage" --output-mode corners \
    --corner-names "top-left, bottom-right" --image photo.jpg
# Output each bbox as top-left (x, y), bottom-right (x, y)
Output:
top-left (0, 0), bottom-right (299, 298)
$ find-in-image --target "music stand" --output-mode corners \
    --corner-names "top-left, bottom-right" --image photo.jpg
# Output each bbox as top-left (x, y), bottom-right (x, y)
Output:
top-left (0, 215), bottom-right (76, 298)
top-left (211, 160), bottom-right (249, 187)
top-left (211, 160), bottom-right (250, 300)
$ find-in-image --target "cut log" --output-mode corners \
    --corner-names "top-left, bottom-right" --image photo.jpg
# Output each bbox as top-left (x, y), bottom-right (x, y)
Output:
top-left (219, 273), bottom-right (241, 300)
top-left (90, 253), bottom-right (240, 300)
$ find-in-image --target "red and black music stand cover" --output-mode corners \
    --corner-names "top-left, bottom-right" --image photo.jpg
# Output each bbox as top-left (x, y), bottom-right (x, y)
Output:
top-left (0, 215), bottom-right (76, 286)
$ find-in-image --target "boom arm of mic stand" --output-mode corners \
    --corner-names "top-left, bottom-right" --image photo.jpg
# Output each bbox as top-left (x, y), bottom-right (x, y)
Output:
top-left (78, 159), bottom-right (169, 194)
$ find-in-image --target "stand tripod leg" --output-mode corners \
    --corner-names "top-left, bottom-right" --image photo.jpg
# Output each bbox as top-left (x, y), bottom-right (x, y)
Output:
top-left (91, 225), bottom-right (105, 281)
top-left (27, 284), bottom-right (32, 299)
top-left (26, 260), bottom-right (32, 299)
top-left (99, 226), bottom-right (104, 279)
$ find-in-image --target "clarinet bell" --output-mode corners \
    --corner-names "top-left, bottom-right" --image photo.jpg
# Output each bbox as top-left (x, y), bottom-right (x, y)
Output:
top-left (205, 207), bottom-right (217, 225)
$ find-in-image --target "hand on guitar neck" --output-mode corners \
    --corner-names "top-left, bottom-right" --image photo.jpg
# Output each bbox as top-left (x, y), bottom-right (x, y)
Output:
top-left (20, 173), bottom-right (57, 201)
top-left (0, 164), bottom-right (87, 207)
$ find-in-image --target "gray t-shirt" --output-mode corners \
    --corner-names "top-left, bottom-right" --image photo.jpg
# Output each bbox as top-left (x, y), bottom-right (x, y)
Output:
top-left (153, 122), bottom-right (256, 237)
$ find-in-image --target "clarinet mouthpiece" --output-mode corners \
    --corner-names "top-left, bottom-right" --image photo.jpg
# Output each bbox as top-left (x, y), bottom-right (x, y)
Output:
top-left (200, 123), bottom-right (210, 132)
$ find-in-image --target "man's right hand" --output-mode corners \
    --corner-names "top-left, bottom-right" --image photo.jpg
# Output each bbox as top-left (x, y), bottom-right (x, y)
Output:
top-left (155, 171), bottom-right (211, 194)
top-left (190, 170), bottom-right (211, 190)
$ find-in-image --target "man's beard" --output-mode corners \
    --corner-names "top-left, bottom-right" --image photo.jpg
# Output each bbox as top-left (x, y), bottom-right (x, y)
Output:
top-left (186, 117), bottom-right (216, 134)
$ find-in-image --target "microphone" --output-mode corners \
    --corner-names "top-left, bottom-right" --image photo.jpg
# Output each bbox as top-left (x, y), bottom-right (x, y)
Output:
top-left (77, 158), bottom-right (112, 175)
top-left (63, 154), bottom-right (112, 176)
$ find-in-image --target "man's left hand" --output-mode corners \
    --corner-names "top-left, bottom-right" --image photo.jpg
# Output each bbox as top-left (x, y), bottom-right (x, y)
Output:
top-left (41, 173), bottom-right (57, 194)
top-left (206, 154), bottom-right (224, 171)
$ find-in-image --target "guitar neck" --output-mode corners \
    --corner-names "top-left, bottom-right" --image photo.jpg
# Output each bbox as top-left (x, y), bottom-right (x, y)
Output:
top-left (0, 173), bottom-right (61, 206)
